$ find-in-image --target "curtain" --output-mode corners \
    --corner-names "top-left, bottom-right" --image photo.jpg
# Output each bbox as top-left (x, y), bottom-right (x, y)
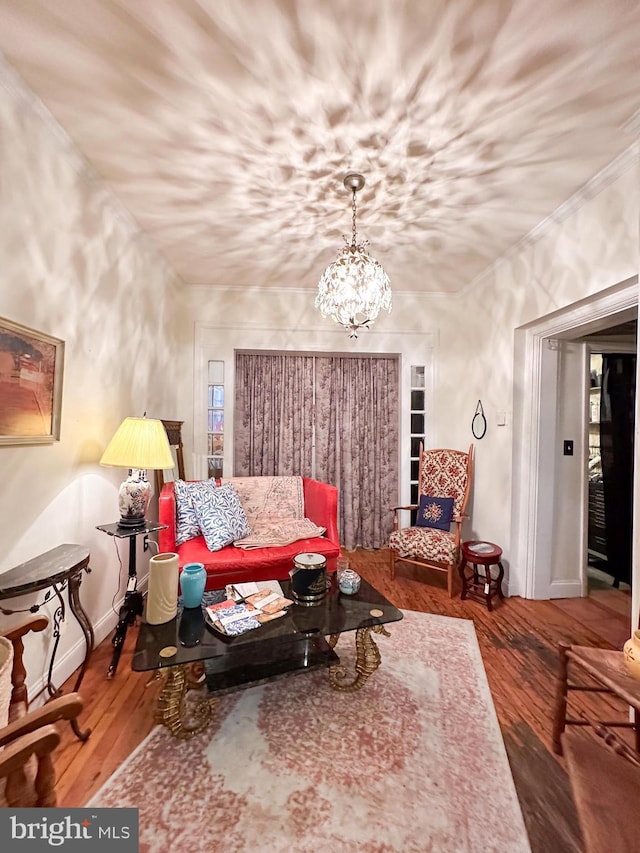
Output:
top-left (600, 354), bottom-right (636, 587)
top-left (314, 356), bottom-right (399, 550)
top-left (234, 353), bottom-right (314, 476)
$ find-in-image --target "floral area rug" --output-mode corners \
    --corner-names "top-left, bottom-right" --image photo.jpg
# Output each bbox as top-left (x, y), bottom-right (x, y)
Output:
top-left (89, 611), bottom-right (530, 853)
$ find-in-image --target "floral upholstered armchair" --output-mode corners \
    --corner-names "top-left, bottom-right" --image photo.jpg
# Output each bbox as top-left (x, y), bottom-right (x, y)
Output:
top-left (389, 444), bottom-right (473, 597)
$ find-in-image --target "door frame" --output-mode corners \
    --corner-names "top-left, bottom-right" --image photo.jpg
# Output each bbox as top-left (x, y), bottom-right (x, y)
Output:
top-left (511, 276), bottom-right (639, 607)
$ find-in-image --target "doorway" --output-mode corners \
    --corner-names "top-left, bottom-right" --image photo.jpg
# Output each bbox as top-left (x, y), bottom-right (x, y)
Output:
top-left (511, 276), bottom-right (639, 617)
top-left (585, 340), bottom-right (637, 597)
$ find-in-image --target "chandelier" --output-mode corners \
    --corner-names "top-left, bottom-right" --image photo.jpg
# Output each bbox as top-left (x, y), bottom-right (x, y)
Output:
top-left (315, 172), bottom-right (392, 337)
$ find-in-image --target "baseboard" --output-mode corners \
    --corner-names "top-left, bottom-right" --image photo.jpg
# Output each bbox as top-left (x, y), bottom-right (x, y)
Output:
top-left (549, 579), bottom-right (583, 599)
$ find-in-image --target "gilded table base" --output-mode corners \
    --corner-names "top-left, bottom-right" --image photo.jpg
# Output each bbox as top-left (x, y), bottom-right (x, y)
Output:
top-left (150, 663), bottom-right (217, 740)
top-left (328, 624), bottom-right (390, 692)
top-left (150, 625), bottom-right (392, 736)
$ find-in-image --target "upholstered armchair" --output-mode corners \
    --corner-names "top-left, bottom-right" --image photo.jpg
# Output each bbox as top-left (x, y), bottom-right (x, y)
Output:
top-left (0, 615), bottom-right (84, 807)
top-left (389, 444), bottom-right (473, 597)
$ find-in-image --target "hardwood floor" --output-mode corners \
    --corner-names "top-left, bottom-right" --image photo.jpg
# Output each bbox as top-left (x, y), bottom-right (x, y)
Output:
top-left (52, 549), bottom-right (632, 852)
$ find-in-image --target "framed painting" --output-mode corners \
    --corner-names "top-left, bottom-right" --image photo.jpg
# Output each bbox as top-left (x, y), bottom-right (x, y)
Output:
top-left (0, 317), bottom-right (64, 445)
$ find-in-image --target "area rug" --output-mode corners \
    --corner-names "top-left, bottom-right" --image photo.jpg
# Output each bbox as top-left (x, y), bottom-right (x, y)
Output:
top-left (89, 611), bottom-right (531, 853)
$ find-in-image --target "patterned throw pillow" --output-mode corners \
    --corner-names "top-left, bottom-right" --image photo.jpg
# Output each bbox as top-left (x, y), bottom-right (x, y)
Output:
top-left (174, 479), bottom-right (218, 545)
top-left (416, 495), bottom-right (454, 531)
top-left (191, 483), bottom-right (251, 552)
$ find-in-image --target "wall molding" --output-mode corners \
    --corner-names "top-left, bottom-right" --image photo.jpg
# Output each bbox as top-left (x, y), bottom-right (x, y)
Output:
top-left (460, 143), bottom-right (640, 298)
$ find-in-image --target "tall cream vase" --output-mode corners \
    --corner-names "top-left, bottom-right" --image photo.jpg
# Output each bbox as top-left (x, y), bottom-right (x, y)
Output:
top-left (146, 553), bottom-right (179, 624)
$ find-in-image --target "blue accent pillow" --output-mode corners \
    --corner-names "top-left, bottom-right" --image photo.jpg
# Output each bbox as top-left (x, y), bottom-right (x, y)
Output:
top-left (174, 479), bottom-right (219, 545)
top-left (191, 483), bottom-right (250, 552)
top-left (416, 495), bottom-right (454, 531)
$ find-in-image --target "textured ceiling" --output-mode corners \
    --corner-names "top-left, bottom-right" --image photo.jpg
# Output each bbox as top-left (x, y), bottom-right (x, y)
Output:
top-left (0, 0), bottom-right (639, 293)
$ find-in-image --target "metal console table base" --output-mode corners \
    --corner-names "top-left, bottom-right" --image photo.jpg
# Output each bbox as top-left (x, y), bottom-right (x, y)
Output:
top-left (0, 543), bottom-right (94, 742)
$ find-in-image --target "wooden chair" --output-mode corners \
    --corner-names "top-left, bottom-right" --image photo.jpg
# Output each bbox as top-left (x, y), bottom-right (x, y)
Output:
top-left (0, 616), bottom-right (83, 807)
top-left (552, 643), bottom-right (640, 755)
top-left (563, 721), bottom-right (640, 853)
top-left (154, 419), bottom-right (185, 496)
top-left (389, 444), bottom-right (473, 597)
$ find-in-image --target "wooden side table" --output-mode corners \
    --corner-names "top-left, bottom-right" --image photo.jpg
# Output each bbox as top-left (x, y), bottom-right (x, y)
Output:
top-left (0, 544), bottom-right (93, 741)
top-left (459, 540), bottom-right (505, 611)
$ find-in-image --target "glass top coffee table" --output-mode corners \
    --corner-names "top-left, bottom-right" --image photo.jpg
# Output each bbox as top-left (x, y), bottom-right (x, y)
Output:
top-left (133, 577), bottom-right (403, 738)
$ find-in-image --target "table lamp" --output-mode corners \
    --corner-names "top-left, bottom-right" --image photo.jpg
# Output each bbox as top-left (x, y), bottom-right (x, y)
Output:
top-left (100, 416), bottom-right (174, 528)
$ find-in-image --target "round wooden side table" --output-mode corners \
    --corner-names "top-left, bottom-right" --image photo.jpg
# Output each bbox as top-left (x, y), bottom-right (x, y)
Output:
top-left (459, 540), bottom-right (505, 611)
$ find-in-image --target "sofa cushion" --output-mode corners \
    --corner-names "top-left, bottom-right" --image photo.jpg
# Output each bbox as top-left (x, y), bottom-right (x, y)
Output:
top-left (191, 482), bottom-right (250, 552)
top-left (177, 533), bottom-right (341, 590)
top-left (174, 478), bottom-right (218, 545)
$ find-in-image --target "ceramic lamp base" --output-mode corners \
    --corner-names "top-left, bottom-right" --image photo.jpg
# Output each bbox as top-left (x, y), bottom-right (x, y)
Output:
top-left (117, 469), bottom-right (151, 527)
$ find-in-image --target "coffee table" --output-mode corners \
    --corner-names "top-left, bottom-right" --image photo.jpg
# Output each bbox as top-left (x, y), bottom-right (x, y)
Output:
top-left (132, 577), bottom-right (403, 739)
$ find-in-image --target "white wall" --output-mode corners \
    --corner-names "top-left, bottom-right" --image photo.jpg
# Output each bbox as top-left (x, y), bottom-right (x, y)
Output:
top-left (0, 61), bottom-right (190, 696)
top-left (435, 152), bottom-right (640, 594)
top-left (550, 341), bottom-right (589, 591)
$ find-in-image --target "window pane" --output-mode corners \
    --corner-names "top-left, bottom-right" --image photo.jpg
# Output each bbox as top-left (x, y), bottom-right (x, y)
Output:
top-left (410, 459), bottom-right (419, 481)
top-left (212, 385), bottom-right (224, 407)
top-left (212, 411), bottom-right (224, 433)
top-left (208, 457), bottom-right (223, 479)
top-left (208, 360), bottom-right (224, 383)
top-left (411, 365), bottom-right (425, 388)
top-left (411, 413), bottom-right (424, 434)
top-left (410, 437), bottom-right (422, 457)
top-left (211, 434), bottom-right (223, 455)
top-left (410, 390), bottom-right (424, 411)
top-left (410, 483), bottom-right (419, 504)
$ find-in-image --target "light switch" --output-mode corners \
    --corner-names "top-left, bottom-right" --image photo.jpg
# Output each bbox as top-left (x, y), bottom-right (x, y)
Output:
top-left (497, 412), bottom-right (506, 426)
top-left (563, 440), bottom-right (574, 456)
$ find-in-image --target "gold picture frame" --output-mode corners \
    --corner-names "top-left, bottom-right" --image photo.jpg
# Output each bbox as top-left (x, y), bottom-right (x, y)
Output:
top-left (0, 316), bottom-right (64, 445)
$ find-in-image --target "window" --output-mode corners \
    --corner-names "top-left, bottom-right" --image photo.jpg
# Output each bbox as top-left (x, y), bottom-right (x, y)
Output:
top-left (207, 360), bottom-right (224, 478)
top-left (409, 365), bottom-right (426, 520)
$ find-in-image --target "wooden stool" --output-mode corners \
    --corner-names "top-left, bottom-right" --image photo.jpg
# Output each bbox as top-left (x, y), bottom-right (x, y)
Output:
top-left (459, 540), bottom-right (505, 611)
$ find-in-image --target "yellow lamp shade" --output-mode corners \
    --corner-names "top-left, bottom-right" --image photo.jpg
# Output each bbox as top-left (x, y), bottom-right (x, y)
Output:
top-left (100, 417), bottom-right (174, 471)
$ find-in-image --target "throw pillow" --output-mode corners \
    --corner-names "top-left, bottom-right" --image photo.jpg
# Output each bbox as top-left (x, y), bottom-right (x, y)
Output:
top-left (174, 479), bottom-right (218, 545)
top-left (191, 483), bottom-right (251, 552)
top-left (416, 495), bottom-right (454, 531)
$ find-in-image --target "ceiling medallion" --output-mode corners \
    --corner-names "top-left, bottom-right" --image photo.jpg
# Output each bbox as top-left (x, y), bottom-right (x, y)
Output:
top-left (315, 172), bottom-right (392, 338)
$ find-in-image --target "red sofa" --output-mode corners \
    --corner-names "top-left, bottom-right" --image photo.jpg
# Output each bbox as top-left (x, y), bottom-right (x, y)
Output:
top-left (158, 477), bottom-right (341, 590)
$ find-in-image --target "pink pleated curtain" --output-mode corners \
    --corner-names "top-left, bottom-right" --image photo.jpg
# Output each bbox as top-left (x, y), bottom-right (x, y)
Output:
top-left (234, 351), bottom-right (399, 549)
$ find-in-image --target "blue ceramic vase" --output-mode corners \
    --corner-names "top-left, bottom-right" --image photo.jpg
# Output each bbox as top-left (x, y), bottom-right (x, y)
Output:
top-left (180, 562), bottom-right (206, 608)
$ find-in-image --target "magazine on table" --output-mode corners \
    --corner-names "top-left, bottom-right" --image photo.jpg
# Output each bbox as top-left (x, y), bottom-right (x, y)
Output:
top-left (205, 581), bottom-right (293, 636)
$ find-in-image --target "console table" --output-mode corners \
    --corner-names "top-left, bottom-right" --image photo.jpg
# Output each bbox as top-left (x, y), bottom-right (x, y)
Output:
top-left (0, 544), bottom-right (94, 741)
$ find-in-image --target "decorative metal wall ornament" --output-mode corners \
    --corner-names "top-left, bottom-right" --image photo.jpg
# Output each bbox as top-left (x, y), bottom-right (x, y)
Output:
top-left (315, 172), bottom-right (392, 338)
top-left (472, 400), bottom-right (487, 439)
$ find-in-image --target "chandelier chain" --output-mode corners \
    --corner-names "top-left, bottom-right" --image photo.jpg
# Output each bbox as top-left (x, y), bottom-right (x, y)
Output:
top-left (351, 188), bottom-right (358, 247)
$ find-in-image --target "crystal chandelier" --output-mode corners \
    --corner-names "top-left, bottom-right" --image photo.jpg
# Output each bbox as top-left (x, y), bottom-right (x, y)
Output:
top-left (315, 172), bottom-right (392, 337)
